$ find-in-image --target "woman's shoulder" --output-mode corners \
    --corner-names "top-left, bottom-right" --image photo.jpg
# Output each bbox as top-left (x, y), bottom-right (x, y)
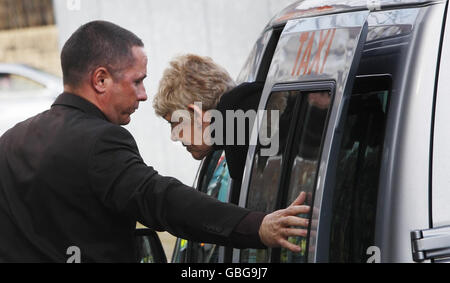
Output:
top-left (216, 82), bottom-right (265, 112)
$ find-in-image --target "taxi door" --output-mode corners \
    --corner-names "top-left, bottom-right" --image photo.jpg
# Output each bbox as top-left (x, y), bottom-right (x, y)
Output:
top-left (235, 10), bottom-right (370, 263)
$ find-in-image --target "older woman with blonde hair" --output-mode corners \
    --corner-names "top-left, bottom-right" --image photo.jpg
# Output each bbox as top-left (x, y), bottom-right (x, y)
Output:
top-left (154, 54), bottom-right (264, 182)
top-left (154, 54), bottom-right (235, 119)
top-left (154, 54), bottom-right (235, 159)
top-left (154, 54), bottom-right (312, 264)
top-left (154, 54), bottom-right (264, 263)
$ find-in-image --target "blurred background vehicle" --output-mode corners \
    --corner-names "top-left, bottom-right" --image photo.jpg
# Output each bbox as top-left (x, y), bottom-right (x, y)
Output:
top-left (0, 63), bottom-right (62, 136)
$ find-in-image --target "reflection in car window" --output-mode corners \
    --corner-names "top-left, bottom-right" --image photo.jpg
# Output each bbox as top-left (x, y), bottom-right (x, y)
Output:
top-left (171, 237), bottom-right (188, 263)
top-left (193, 150), bottom-right (230, 263)
top-left (240, 91), bottom-right (299, 263)
top-left (201, 151), bottom-right (230, 202)
top-left (171, 150), bottom-right (231, 263)
top-left (329, 77), bottom-right (390, 262)
top-left (280, 91), bottom-right (331, 263)
top-left (0, 73), bottom-right (45, 95)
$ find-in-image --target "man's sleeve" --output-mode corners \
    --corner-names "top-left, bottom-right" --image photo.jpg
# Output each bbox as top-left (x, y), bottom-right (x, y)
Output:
top-left (87, 125), bottom-right (266, 248)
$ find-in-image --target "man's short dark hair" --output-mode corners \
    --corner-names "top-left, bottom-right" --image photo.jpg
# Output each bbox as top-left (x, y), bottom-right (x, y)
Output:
top-left (61, 20), bottom-right (144, 87)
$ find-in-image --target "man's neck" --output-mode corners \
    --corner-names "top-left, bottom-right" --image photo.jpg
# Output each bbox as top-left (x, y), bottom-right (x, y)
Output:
top-left (64, 85), bottom-right (102, 112)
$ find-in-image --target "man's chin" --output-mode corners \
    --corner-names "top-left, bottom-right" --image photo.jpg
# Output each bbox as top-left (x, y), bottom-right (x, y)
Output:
top-left (119, 115), bottom-right (132, 125)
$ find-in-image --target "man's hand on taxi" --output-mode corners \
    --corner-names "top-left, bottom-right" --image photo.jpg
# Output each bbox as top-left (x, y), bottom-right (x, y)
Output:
top-left (258, 192), bottom-right (310, 253)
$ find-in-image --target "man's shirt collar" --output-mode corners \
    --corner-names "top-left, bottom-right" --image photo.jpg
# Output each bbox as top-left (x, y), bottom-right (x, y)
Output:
top-left (52, 92), bottom-right (108, 121)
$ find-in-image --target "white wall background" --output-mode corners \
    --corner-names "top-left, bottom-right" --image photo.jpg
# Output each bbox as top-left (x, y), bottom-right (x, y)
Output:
top-left (53, 0), bottom-right (295, 185)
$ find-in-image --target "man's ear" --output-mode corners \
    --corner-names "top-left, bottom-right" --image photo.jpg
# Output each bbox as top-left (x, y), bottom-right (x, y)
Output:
top-left (91, 67), bottom-right (112, 94)
top-left (187, 103), bottom-right (205, 127)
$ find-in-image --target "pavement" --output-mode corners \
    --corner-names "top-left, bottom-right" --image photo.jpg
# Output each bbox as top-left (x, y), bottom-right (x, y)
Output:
top-left (157, 232), bottom-right (178, 262)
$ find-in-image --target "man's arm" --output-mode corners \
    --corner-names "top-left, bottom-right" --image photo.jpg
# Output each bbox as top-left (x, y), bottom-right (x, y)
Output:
top-left (88, 125), bottom-right (310, 251)
top-left (88, 125), bottom-right (257, 247)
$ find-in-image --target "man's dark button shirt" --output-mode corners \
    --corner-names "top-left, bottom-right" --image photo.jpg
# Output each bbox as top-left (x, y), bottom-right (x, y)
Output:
top-left (0, 93), bottom-right (265, 263)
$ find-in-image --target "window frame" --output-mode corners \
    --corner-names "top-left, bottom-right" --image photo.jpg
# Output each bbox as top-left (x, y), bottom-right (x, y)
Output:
top-left (171, 150), bottom-right (233, 263)
top-left (237, 81), bottom-right (336, 263)
top-left (234, 9), bottom-right (372, 263)
top-left (272, 83), bottom-right (335, 263)
top-left (326, 74), bottom-right (393, 263)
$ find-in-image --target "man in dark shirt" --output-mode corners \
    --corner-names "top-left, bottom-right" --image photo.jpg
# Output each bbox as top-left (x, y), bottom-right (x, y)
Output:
top-left (0, 21), bottom-right (309, 262)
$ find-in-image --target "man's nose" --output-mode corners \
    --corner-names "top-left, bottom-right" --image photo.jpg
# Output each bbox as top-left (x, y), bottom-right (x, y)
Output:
top-left (138, 91), bottom-right (148, 102)
top-left (137, 85), bottom-right (148, 101)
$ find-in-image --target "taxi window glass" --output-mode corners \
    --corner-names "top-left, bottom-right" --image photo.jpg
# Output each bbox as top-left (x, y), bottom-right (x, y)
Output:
top-left (201, 151), bottom-right (230, 202)
top-left (172, 150), bottom-right (230, 263)
top-left (329, 76), bottom-right (391, 262)
top-left (171, 238), bottom-right (188, 263)
top-left (280, 91), bottom-right (331, 263)
top-left (240, 90), bottom-right (299, 263)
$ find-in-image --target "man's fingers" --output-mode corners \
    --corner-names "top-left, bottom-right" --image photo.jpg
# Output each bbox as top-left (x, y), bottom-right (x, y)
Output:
top-left (286, 205), bottom-right (310, 216)
top-left (281, 227), bottom-right (308, 238)
top-left (279, 239), bottom-right (302, 253)
top-left (289, 191), bottom-right (306, 207)
top-left (282, 216), bottom-right (309, 228)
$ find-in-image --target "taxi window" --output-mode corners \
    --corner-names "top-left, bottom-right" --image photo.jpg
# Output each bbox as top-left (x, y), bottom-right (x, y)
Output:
top-left (329, 75), bottom-right (391, 262)
top-left (240, 90), bottom-right (300, 263)
top-left (200, 150), bottom-right (230, 202)
top-left (279, 91), bottom-right (332, 263)
top-left (171, 150), bottom-right (231, 263)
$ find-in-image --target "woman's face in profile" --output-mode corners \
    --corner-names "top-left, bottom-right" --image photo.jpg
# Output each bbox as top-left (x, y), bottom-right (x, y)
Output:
top-left (164, 111), bottom-right (213, 160)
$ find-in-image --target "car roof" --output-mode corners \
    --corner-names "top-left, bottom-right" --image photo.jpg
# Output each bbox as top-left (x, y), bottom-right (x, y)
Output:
top-left (0, 63), bottom-right (61, 87)
top-left (268, 0), bottom-right (441, 27)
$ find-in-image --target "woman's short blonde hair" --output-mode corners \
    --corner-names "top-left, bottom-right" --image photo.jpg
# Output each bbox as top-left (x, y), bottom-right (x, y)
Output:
top-left (153, 54), bottom-right (236, 117)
